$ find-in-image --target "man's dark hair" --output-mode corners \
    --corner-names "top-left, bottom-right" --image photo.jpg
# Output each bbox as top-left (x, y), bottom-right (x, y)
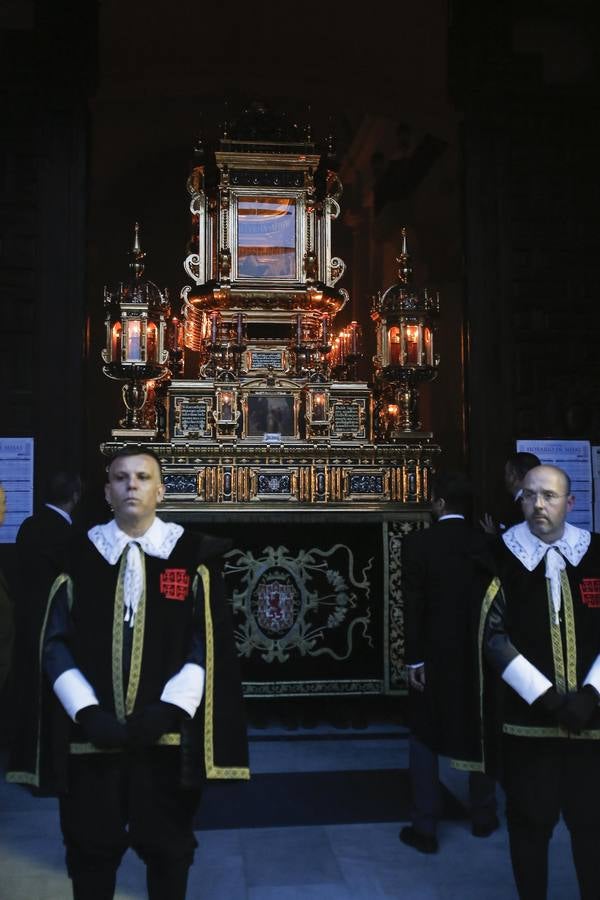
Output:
top-left (46, 472), bottom-right (82, 506)
top-left (106, 446), bottom-right (164, 481)
top-left (506, 451), bottom-right (541, 481)
top-left (431, 471), bottom-right (473, 517)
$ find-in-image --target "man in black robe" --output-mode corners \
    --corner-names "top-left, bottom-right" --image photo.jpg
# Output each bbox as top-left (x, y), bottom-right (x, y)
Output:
top-left (400, 471), bottom-right (497, 854)
top-left (7, 448), bottom-right (248, 900)
top-left (482, 465), bottom-right (600, 899)
top-left (9, 472), bottom-right (81, 754)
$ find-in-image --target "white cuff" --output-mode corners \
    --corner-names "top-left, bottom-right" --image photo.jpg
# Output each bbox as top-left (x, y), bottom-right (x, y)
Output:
top-left (160, 663), bottom-right (205, 718)
top-left (53, 668), bottom-right (99, 722)
top-left (583, 655), bottom-right (600, 696)
top-left (406, 662), bottom-right (424, 669)
top-left (502, 655), bottom-right (553, 705)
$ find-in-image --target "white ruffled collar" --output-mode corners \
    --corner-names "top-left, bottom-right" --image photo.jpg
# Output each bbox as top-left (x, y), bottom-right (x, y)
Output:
top-left (88, 516), bottom-right (184, 564)
top-left (502, 520), bottom-right (590, 571)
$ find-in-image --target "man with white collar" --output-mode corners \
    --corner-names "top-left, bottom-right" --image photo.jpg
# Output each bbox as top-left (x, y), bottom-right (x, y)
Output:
top-left (483, 465), bottom-right (600, 899)
top-left (7, 448), bottom-right (248, 900)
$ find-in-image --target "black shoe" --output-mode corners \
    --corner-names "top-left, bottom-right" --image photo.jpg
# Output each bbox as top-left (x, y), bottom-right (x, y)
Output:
top-left (399, 825), bottom-right (439, 854)
top-left (471, 815), bottom-right (500, 838)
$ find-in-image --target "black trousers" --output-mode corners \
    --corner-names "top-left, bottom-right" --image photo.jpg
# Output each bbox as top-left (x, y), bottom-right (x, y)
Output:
top-left (59, 748), bottom-right (202, 900)
top-left (408, 734), bottom-right (497, 835)
top-left (503, 736), bottom-right (600, 900)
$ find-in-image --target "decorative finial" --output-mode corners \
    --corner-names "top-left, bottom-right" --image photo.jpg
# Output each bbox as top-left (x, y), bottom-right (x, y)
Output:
top-left (305, 104), bottom-right (312, 143)
top-left (396, 227), bottom-right (413, 284)
top-left (193, 132), bottom-right (205, 162)
top-left (222, 101), bottom-right (229, 140)
top-left (128, 222), bottom-right (146, 281)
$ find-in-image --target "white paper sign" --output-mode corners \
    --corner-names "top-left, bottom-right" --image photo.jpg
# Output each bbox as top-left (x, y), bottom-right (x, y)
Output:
top-left (516, 439), bottom-right (592, 531)
top-left (0, 437), bottom-right (34, 543)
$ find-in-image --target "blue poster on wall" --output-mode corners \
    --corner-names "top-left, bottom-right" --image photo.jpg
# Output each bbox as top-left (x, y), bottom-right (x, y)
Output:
top-left (0, 437), bottom-right (34, 543)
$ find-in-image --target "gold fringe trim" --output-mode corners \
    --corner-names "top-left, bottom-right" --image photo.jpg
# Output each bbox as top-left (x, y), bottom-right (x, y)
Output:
top-left (68, 733), bottom-right (181, 755)
top-left (125, 552), bottom-right (146, 717)
top-left (5, 771), bottom-right (40, 785)
top-left (198, 564), bottom-right (250, 781)
top-left (475, 576), bottom-right (502, 773)
top-left (561, 571), bottom-right (578, 693)
top-left (112, 554), bottom-right (127, 722)
top-left (451, 758), bottom-right (484, 772)
top-left (7, 574), bottom-right (72, 788)
top-left (503, 723), bottom-right (600, 740)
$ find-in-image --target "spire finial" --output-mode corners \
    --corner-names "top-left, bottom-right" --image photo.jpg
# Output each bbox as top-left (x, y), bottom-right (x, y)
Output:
top-left (129, 222), bottom-right (146, 281)
top-left (305, 104), bottom-right (313, 143)
top-left (396, 227), bottom-right (413, 284)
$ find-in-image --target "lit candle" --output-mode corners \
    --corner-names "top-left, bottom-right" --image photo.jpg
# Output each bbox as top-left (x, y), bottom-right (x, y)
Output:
top-left (147, 323), bottom-right (156, 360)
top-left (221, 393), bottom-right (232, 421)
top-left (169, 316), bottom-right (178, 351)
top-left (112, 323), bottom-right (121, 361)
top-left (313, 392), bottom-right (325, 420)
top-left (423, 327), bottom-right (432, 364)
top-left (405, 324), bottom-right (419, 366)
top-left (127, 320), bottom-right (141, 361)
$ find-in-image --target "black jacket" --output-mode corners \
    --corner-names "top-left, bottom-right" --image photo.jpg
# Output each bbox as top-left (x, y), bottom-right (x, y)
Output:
top-left (402, 518), bottom-right (490, 760)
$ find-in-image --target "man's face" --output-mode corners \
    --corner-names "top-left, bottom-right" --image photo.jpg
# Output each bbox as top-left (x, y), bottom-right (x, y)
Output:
top-left (521, 466), bottom-right (574, 543)
top-left (105, 454), bottom-right (164, 534)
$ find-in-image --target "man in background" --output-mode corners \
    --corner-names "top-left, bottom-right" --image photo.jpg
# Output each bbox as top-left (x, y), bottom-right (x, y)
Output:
top-left (400, 471), bottom-right (497, 854)
top-left (15, 471), bottom-right (81, 585)
top-left (7, 473), bottom-right (81, 753)
top-left (481, 451), bottom-right (541, 535)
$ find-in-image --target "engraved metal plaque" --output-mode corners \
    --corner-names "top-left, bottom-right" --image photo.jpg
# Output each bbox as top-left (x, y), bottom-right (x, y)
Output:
top-left (331, 400), bottom-right (365, 439)
top-left (247, 349), bottom-right (286, 372)
top-left (172, 397), bottom-right (212, 439)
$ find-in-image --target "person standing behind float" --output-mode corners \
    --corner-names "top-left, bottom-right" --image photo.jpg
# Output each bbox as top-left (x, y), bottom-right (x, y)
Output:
top-left (483, 465), bottom-right (600, 899)
top-left (7, 448), bottom-right (249, 900)
top-left (8, 472), bottom-right (81, 772)
top-left (400, 471), bottom-right (497, 854)
top-left (480, 451), bottom-right (541, 535)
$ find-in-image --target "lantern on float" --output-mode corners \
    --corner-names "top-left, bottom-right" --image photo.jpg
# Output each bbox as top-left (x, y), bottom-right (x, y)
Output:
top-left (371, 228), bottom-right (439, 436)
top-left (102, 224), bottom-right (171, 437)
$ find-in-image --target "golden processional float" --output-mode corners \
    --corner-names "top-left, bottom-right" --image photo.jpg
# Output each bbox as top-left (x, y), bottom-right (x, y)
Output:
top-left (101, 108), bottom-right (441, 697)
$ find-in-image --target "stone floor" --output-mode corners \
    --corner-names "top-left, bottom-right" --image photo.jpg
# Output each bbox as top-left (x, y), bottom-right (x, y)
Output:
top-left (0, 719), bottom-right (581, 899)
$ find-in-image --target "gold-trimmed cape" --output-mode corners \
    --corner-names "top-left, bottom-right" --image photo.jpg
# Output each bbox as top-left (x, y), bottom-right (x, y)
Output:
top-left (6, 533), bottom-right (249, 793)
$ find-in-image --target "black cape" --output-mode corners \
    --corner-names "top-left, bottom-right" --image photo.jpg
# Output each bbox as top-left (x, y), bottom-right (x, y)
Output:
top-left (7, 528), bottom-right (249, 794)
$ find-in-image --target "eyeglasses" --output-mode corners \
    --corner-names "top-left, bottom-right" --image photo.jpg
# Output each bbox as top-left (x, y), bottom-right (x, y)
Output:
top-left (521, 489), bottom-right (569, 505)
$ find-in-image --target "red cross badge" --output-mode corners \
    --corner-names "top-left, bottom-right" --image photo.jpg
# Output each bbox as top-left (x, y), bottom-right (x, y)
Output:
top-left (160, 568), bottom-right (190, 601)
top-left (580, 578), bottom-right (600, 608)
